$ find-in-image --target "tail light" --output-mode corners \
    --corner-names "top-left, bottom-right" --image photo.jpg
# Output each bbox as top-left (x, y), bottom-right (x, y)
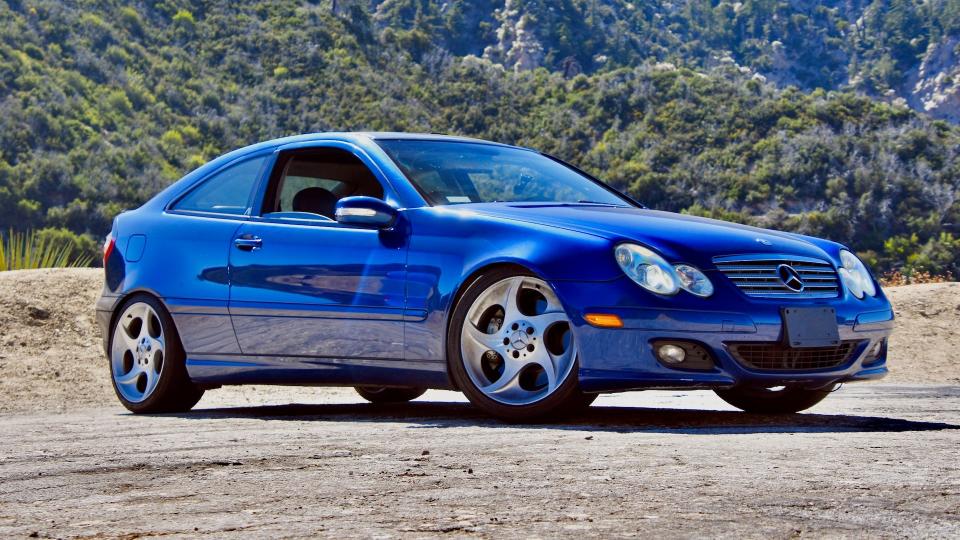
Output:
top-left (103, 233), bottom-right (116, 267)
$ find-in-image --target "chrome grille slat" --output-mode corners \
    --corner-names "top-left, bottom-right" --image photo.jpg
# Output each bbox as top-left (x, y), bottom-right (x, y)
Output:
top-left (717, 265), bottom-right (835, 274)
top-left (713, 254), bottom-right (840, 299)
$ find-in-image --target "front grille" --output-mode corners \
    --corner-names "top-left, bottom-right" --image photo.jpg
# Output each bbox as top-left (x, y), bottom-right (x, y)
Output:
top-left (714, 254), bottom-right (840, 298)
top-left (727, 340), bottom-right (862, 371)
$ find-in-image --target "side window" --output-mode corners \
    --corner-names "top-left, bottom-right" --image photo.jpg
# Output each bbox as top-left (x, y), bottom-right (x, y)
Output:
top-left (264, 148), bottom-right (385, 220)
top-left (174, 156), bottom-right (268, 215)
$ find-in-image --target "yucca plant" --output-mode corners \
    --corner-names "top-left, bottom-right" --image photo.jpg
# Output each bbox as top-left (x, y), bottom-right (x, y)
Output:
top-left (0, 229), bottom-right (95, 271)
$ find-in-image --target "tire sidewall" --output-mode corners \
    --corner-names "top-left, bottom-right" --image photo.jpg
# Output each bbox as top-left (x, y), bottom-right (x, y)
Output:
top-left (714, 386), bottom-right (830, 414)
top-left (355, 386), bottom-right (427, 403)
top-left (446, 268), bottom-right (585, 421)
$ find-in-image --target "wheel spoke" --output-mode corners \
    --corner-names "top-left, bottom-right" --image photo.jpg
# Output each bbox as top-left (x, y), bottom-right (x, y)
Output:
top-left (528, 310), bottom-right (567, 329)
top-left (120, 331), bottom-right (139, 352)
top-left (150, 336), bottom-right (165, 356)
top-left (142, 368), bottom-right (159, 397)
top-left (548, 328), bottom-right (577, 362)
top-left (137, 305), bottom-right (152, 339)
top-left (115, 365), bottom-right (142, 385)
top-left (500, 278), bottom-right (523, 320)
top-left (149, 307), bottom-right (164, 340)
top-left (464, 322), bottom-right (504, 352)
top-left (462, 324), bottom-right (503, 367)
top-left (541, 290), bottom-right (565, 313)
top-left (530, 349), bottom-right (558, 391)
top-left (480, 361), bottom-right (524, 398)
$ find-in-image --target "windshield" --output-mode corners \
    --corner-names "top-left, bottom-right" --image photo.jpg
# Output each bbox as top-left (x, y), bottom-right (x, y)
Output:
top-left (376, 140), bottom-right (632, 206)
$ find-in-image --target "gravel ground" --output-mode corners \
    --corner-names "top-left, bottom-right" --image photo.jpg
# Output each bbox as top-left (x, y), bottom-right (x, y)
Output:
top-left (1, 270), bottom-right (959, 538)
top-left (1, 385), bottom-right (958, 539)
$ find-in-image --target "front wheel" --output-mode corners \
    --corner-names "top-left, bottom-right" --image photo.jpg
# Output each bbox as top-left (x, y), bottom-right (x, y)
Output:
top-left (714, 385), bottom-right (831, 414)
top-left (448, 269), bottom-right (592, 422)
top-left (355, 386), bottom-right (426, 403)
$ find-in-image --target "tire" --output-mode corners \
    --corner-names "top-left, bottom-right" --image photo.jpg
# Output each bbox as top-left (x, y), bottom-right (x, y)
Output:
top-left (355, 386), bottom-right (426, 403)
top-left (560, 392), bottom-right (599, 414)
top-left (109, 294), bottom-right (204, 413)
top-left (447, 267), bottom-right (592, 422)
top-left (714, 385), bottom-right (831, 414)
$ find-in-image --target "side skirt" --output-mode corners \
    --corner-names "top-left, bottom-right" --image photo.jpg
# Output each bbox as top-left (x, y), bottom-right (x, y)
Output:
top-left (185, 355), bottom-right (452, 389)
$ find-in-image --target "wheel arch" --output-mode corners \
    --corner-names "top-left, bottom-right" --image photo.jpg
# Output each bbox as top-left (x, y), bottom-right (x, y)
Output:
top-left (441, 261), bottom-right (542, 389)
top-left (105, 288), bottom-right (177, 351)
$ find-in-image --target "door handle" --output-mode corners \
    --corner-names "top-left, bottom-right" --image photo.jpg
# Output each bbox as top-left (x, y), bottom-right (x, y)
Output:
top-left (234, 236), bottom-right (262, 251)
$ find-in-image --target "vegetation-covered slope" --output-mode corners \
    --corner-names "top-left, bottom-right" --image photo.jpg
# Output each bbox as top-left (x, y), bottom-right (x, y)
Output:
top-left (1, 1), bottom-right (958, 275)
top-left (374, 0), bottom-right (960, 119)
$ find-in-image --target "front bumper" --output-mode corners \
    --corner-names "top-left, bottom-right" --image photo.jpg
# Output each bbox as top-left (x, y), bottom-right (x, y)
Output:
top-left (553, 277), bottom-right (893, 393)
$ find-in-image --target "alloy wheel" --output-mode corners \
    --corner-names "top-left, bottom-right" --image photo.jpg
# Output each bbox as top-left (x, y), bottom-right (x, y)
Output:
top-left (111, 302), bottom-right (166, 403)
top-left (460, 276), bottom-right (577, 406)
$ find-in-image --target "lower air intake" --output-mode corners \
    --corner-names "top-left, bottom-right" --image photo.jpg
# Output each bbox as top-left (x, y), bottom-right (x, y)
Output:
top-left (727, 340), bottom-right (863, 371)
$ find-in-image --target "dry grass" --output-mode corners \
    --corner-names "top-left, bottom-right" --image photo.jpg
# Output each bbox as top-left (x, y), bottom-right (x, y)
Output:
top-left (879, 270), bottom-right (955, 287)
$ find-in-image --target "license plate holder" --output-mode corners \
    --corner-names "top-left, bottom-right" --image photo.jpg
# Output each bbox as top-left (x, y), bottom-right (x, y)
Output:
top-left (782, 307), bottom-right (840, 348)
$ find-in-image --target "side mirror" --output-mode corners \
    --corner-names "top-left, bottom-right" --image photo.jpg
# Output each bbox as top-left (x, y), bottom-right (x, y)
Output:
top-left (334, 196), bottom-right (398, 229)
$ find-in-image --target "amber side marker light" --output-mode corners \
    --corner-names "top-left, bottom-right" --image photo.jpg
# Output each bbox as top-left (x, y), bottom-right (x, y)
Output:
top-left (584, 313), bottom-right (624, 328)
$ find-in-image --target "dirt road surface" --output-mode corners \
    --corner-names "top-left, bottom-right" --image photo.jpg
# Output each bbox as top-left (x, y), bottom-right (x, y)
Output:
top-left (2, 385), bottom-right (958, 538)
top-left (2, 270), bottom-right (959, 537)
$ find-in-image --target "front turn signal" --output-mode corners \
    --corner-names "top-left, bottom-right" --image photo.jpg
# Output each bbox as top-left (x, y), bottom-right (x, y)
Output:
top-left (584, 313), bottom-right (624, 328)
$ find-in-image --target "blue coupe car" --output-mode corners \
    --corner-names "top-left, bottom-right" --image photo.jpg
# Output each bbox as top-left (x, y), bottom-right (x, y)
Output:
top-left (97, 132), bottom-right (893, 421)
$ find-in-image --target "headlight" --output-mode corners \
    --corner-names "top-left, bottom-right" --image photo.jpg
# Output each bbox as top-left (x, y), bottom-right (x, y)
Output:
top-left (674, 264), bottom-right (714, 297)
top-left (615, 244), bottom-right (678, 295)
top-left (838, 249), bottom-right (876, 299)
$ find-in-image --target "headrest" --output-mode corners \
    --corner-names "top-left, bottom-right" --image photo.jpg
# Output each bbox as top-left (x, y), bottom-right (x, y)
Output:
top-left (292, 187), bottom-right (337, 219)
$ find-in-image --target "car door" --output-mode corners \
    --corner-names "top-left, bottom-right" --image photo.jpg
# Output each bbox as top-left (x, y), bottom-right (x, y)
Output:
top-left (158, 152), bottom-right (271, 355)
top-left (227, 143), bottom-right (408, 360)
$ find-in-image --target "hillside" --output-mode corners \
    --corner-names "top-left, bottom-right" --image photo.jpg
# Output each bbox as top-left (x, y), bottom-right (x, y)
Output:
top-left (374, 0), bottom-right (960, 121)
top-left (0, 269), bottom-right (957, 414)
top-left (0, 1), bottom-right (958, 278)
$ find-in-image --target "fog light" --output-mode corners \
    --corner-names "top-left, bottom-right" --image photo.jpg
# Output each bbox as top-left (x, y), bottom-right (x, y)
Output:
top-left (657, 344), bottom-right (686, 364)
top-left (651, 340), bottom-right (716, 370)
top-left (864, 338), bottom-right (886, 365)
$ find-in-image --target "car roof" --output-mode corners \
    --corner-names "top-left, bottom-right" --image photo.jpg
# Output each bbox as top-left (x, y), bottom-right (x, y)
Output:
top-left (258, 131), bottom-right (519, 149)
top-left (362, 132), bottom-right (516, 145)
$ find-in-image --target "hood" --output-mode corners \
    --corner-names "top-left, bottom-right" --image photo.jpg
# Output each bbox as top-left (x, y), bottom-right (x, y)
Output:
top-left (463, 203), bottom-right (839, 269)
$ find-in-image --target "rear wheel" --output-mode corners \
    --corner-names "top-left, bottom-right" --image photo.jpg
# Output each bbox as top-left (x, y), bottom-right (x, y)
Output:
top-left (714, 385), bottom-right (831, 414)
top-left (448, 268), bottom-right (592, 422)
top-left (355, 386), bottom-right (426, 403)
top-left (109, 295), bottom-right (203, 413)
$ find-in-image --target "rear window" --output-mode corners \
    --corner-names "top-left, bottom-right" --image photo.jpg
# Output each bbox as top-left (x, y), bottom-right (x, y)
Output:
top-left (174, 156), bottom-right (268, 215)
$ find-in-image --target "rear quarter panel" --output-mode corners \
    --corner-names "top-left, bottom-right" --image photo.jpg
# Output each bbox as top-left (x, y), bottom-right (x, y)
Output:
top-left (102, 207), bottom-right (245, 356)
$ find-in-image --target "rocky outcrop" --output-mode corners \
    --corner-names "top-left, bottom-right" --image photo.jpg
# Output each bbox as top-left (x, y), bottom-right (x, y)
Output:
top-left (483, 0), bottom-right (544, 72)
top-left (904, 36), bottom-right (960, 123)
